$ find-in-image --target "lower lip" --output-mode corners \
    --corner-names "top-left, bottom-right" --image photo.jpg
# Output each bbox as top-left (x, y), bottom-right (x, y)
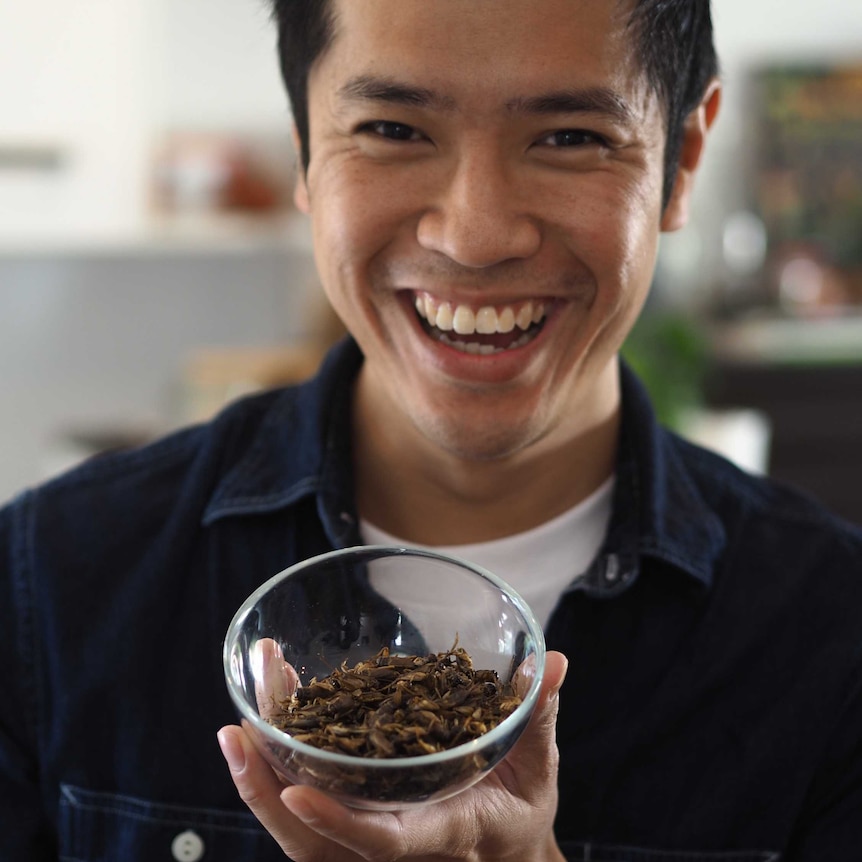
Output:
top-left (404, 300), bottom-right (553, 384)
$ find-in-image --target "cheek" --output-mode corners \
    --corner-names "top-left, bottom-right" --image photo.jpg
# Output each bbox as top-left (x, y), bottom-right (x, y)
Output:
top-left (584, 179), bottom-right (661, 290)
top-left (553, 180), bottom-right (661, 352)
top-left (310, 162), bottom-right (409, 275)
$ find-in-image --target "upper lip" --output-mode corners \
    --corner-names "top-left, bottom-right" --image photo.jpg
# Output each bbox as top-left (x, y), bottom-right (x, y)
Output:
top-left (405, 288), bottom-right (555, 307)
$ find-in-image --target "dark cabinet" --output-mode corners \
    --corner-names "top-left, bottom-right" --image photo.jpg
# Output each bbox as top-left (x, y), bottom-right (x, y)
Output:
top-left (705, 360), bottom-right (862, 527)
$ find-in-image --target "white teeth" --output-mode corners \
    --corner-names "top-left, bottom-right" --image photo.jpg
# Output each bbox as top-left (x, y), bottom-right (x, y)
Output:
top-left (475, 306), bottom-right (497, 335)
top-left (452, 305), bottom-right (476, 335)
top-left (439, 301), bottom-right (545, 335)
top-left (415, 293), bottom-right (548, 346)
top-left (515, 305), bottom-right (533, 330)
top-left (497, 307), bottom-right (515, 333)
top-left (435, 301), bottom-right (454, 331)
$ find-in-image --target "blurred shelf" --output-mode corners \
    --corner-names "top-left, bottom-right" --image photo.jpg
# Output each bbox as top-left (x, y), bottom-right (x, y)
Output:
top-left (709, 313), bottom-right (862, 366)
top-left (0, 211), bottom-right (312, 259)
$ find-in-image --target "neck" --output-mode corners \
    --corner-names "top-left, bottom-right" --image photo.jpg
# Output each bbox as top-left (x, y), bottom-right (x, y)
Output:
top-left (352, 365), bottom-right (620, 546)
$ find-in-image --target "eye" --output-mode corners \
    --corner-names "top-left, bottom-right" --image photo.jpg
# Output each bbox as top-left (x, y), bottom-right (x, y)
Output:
top-left (539, 129), bottom-right (607, 148)
top-left (358, 120), bottom-right (424, 142)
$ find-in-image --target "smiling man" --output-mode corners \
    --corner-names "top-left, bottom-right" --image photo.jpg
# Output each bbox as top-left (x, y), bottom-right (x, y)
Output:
top-left (2, 1), bottom-right (862, 861)
top-left (293, 0), bottom-right (710, 547)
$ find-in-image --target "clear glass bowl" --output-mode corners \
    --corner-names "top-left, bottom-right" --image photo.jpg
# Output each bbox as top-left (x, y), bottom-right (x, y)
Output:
top-left (223, 545), bottom-right (545, 810)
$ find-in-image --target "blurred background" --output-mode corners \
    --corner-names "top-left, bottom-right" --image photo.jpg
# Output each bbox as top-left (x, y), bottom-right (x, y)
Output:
top-left (1, 0), bottom-right (861, 524)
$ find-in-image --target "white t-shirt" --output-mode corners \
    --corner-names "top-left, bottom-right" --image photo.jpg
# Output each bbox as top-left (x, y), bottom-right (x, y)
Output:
top-left (360, 476), bottom-right (614, 630)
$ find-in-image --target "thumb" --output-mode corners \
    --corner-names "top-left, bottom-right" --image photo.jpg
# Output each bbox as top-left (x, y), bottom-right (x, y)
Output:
top-left (501, 650), bottom-right (568, 799)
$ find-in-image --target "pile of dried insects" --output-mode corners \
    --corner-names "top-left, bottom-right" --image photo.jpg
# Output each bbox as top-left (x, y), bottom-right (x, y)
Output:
top-left (267, 644), bottom-right (522, 758)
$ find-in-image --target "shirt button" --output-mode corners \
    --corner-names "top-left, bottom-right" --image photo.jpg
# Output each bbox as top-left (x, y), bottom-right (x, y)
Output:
top-left (171, 830), bottom-right (205, 861)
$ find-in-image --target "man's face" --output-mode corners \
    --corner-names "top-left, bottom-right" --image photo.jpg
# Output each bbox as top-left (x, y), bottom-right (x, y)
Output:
top-left (296, 0), bottom-right (681, 462)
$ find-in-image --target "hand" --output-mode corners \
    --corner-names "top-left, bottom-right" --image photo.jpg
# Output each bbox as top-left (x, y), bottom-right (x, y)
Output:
top-left (217, 650), bottom-right (569, 862)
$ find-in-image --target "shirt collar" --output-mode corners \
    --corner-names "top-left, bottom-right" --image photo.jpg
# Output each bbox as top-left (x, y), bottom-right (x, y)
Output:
top-left (204, 341), bottom-right (725, 591)
top-left (202, 337), bottom-right (362, 547)
top-left (579, 361), bottom-right (726, 596)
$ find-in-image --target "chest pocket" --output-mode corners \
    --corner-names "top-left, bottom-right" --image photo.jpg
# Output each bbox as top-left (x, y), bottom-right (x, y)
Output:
top-left (559, 843), bottom-right (780, 862)
top-left (58, 784), bottom-right (287, 862)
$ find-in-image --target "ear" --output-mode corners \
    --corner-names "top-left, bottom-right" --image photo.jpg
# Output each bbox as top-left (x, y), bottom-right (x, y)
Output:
top-left (291, 125), bottom-right (310, 214)
top-left (660, 78), bottom-right (721, 233)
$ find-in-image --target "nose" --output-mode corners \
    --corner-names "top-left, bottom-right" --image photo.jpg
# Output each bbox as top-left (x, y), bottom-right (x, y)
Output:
top-left (416, 148), bottom-right (542, 268)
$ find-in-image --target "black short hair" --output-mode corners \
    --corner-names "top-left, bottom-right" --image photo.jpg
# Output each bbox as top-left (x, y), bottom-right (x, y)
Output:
top-left (627, 1), bottom-right (719, 207)
top-left (271, 0), bottom-right (718, 209)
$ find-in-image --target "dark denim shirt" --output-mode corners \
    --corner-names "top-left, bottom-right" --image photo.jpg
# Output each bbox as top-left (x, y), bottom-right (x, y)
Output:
top-left (3, 337), bottom-right (862, 862)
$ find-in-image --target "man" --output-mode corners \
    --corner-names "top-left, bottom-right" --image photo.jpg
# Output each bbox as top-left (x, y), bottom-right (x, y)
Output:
top-left (2, 1), bottom-right (861, 860)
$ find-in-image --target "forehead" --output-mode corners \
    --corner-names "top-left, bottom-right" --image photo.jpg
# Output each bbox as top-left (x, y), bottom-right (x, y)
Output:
top-left (316, 0), bottom-right (650, 110)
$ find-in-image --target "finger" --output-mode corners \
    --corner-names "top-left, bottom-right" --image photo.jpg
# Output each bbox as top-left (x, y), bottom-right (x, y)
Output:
top-left (539, 650), bottom-right (569, 710)
top-left (280, 785), bottom-right (384, 848)
top-left (282, 784), bottom-right (456, 861)
top-left (512, 651), bottom-right (540, 699)
top-left (496, 650), bottom-right (568, 802)
top-left (217, 723), bottom-right (349, 861)
top-left (251, 638), bottom-right (299, 720)
top-left (217, 723), bottom-right (289, 823)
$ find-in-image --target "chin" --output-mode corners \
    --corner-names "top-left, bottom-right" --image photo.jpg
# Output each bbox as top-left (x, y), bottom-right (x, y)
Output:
top-left (419, 413), bottom-right (544, 463)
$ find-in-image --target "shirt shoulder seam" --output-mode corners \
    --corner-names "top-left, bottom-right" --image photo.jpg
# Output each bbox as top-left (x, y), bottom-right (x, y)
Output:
top-left (7, 490), bottom-right (46, 753)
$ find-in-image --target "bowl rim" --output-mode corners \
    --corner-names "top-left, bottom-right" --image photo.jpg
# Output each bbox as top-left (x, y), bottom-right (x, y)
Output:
top-left (223, 544), bottom-right (547, 771)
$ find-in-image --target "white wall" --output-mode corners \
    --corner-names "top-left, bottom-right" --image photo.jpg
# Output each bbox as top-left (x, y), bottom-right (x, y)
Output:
top-left (152, 0), bottom-right (288, 130)
top-left (0, 0), bottom-right (289, 242)
top-left (0, 0), bottom-right (157, 239)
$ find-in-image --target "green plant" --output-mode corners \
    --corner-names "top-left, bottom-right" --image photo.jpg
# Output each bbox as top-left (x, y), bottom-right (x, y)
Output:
top-left (621, 312), bottom-right (709, 430)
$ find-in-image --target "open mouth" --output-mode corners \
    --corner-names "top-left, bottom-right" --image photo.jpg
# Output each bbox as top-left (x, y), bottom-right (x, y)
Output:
top-left (414, 293), bottom-right (548, 355)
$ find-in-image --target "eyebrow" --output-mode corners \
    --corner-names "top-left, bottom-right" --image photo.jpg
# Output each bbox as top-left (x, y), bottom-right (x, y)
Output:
top-left (506, 88), bottom-right (638, 124)
top-left (337, 75), bottom-right (456, 111)
top-left (337, 75), bottom-right (637, 124)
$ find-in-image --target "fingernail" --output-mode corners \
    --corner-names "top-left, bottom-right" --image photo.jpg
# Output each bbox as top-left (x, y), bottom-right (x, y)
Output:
top-left (548, 656), bottom-right (569, 703)
top-left (218, 729), bottom-right (246, 774)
